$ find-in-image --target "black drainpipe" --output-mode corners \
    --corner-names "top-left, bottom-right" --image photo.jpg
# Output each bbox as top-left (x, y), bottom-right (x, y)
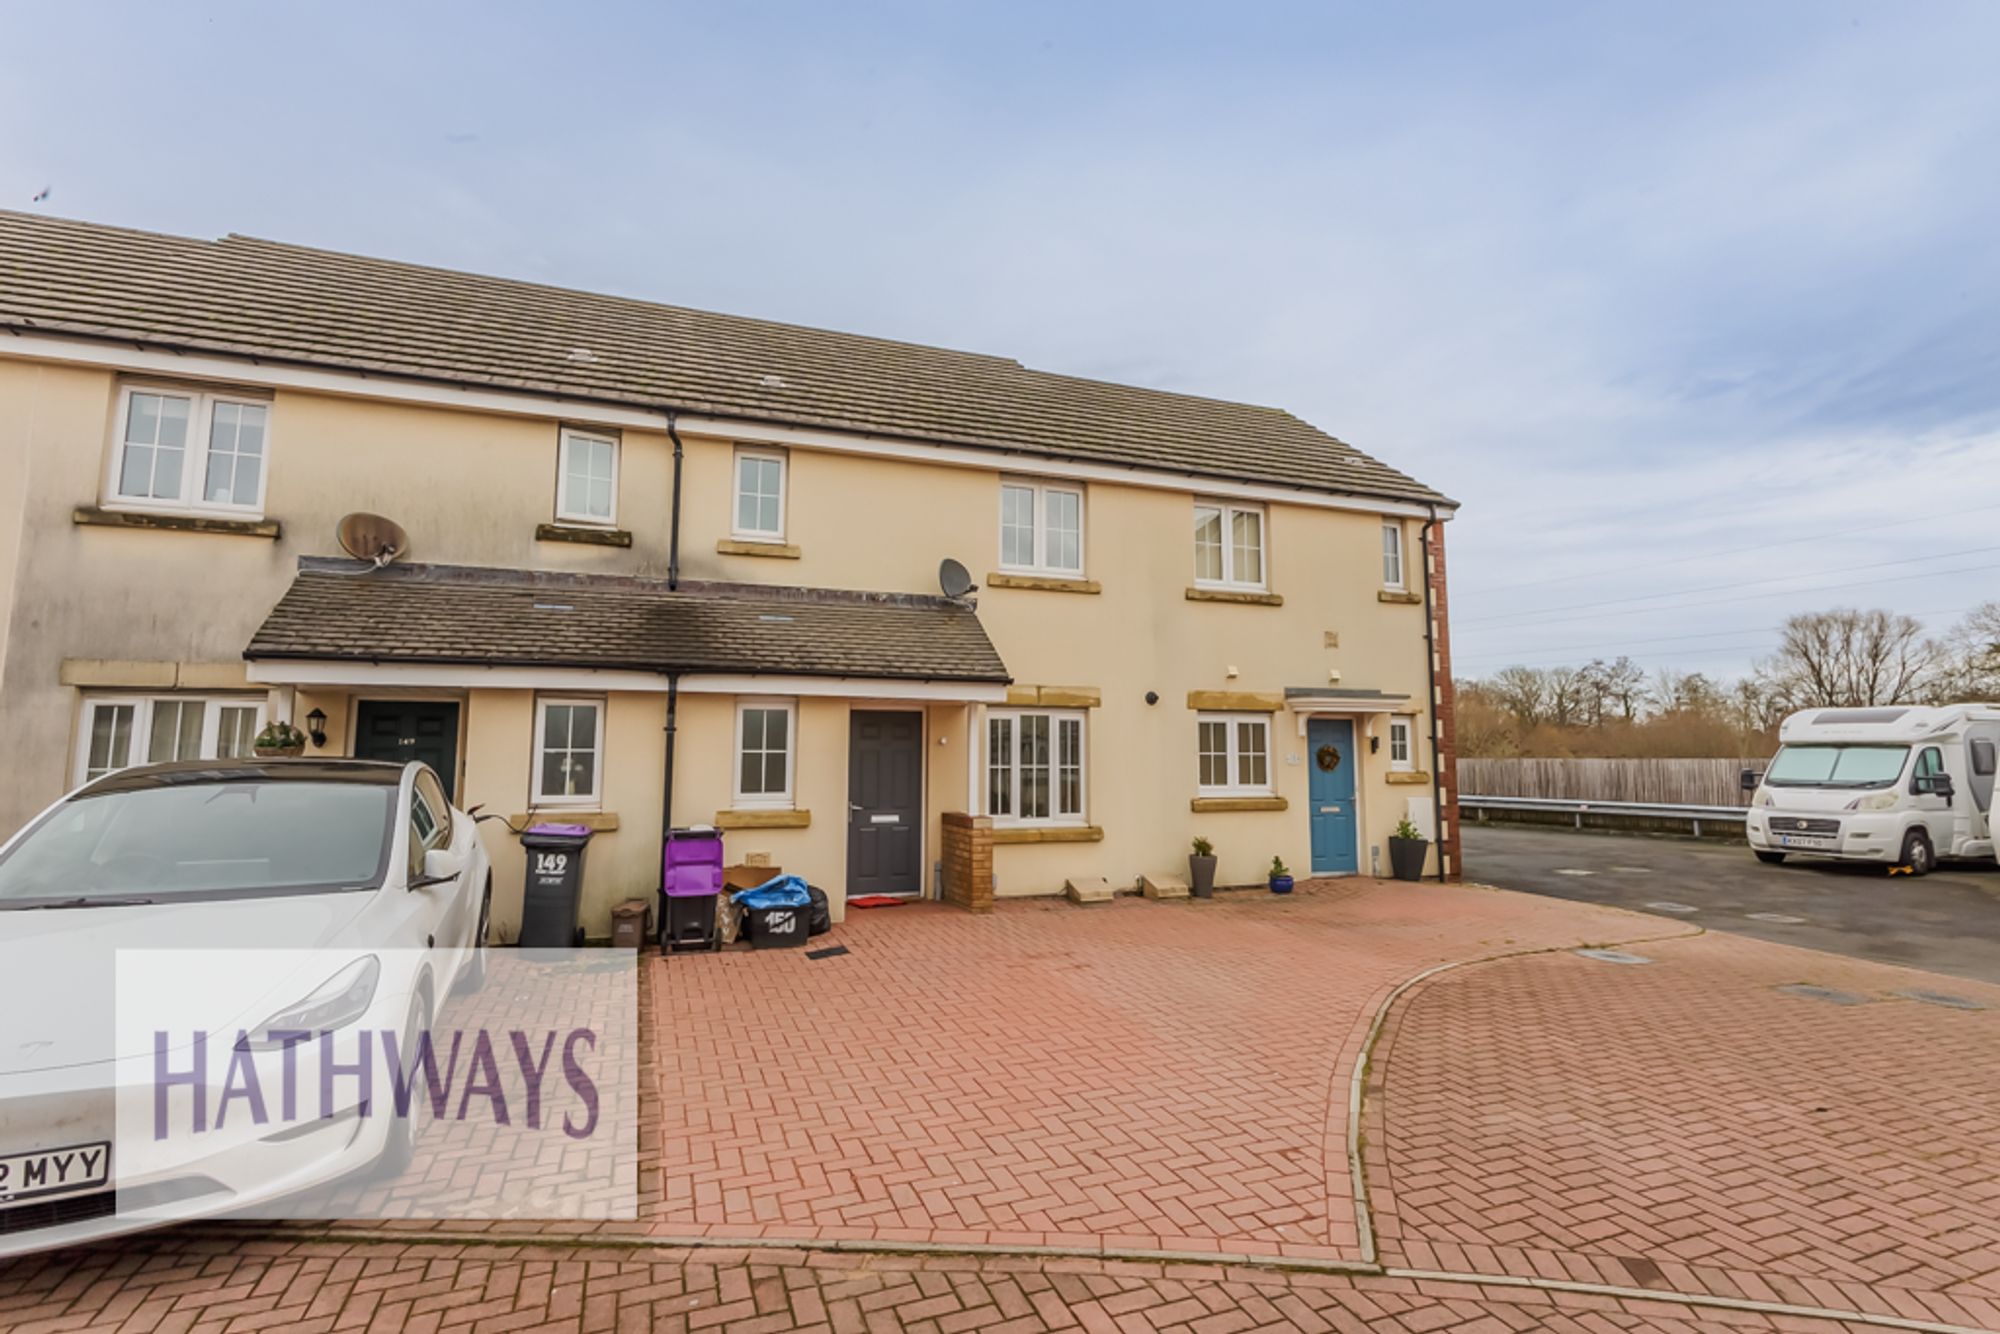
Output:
top-left (666, 412), bottom-right (685, 590)
top-left (1420, 506), bottom-right (1446, 882)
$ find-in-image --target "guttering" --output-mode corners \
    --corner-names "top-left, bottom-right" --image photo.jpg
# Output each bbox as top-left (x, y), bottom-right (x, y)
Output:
top-left (666, 411), bottom-right (685, 591)
top-left (1421, 505), bottom-right (1446, 882)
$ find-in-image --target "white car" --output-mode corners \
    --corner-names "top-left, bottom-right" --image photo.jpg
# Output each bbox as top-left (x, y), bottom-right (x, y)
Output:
top-left (0, 758), bottom-right (491, 1256)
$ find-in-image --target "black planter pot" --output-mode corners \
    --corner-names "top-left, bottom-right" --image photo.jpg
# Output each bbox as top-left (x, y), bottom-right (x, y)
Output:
top-left (1388, 836), bottom-right (1430, 882)
top-left (1189, 854), bottom-right (1217, 899)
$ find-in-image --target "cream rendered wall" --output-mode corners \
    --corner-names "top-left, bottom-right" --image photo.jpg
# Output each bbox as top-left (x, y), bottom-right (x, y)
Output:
top-left (0, 360), bottom-right (675, 837)
top-left (671, 430), bottom-right (1436, 893)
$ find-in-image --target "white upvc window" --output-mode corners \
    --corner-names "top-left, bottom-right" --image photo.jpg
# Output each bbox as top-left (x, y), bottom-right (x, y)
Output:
top-left (1389, 715), bottom-right (1415, 771)
top-left (733, 698), bottom-right (796, 808)
top-left (108, 384), bottom-right (272, 516)
top-left (533, 697), bottom-right (603, 807)
top-left (75, 695), bottom-right (268, 783)
top-left (733, 447), bottom-right (787, 540)
top-left (1192, 501), bottom-right (1266, 589)
top-left (556, 427), bottom-right (619, 526)
top-left (997, 480), bottom-right (1084, 577)
top-left (987, 709), bottom-right (1086, 825)
top-left (1382, 521), bottom-right (1405, 589)
top-left (1196, 712), bottom-right (1273, 795)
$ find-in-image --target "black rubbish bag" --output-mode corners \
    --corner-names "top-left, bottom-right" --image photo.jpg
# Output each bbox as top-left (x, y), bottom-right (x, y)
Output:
top-left (807, 885), bottom-right (832, 936)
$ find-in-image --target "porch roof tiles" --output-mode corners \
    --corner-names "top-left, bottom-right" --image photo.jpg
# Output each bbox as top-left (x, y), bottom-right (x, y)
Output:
top-left (245, 560), bottom-right (1011, 683)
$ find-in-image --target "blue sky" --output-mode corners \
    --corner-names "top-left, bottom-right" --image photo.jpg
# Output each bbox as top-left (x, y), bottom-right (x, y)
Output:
top-left (4, 0), bottom-right (1998, 682)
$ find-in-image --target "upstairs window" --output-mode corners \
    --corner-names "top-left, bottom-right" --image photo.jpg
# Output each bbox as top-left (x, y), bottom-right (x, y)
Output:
top-left (112, 385), bottom-right (271, 514)
top-left (1382, 521), bottom-right (1405, 589)
top-left (998, 480), bottom-right (1084, 577)
top-left (733, 447), bottom-right (787, 540)
top-left (556, 428), bottom-right (619, 526)
top-left (1193, 501), bottom-right (1265, 589)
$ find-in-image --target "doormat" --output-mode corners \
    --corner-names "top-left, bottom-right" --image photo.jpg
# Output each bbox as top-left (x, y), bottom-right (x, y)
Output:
top-left (806, 945), bottom-right (850, 960)
top-left (848, 895), bottom-right (905, 909)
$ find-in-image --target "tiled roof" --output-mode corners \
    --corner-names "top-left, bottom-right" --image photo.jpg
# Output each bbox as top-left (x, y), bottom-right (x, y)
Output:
top-left (0, 211), bottom-right (1452, 507)
top-left (246, 560), bottom-right (1011, 683)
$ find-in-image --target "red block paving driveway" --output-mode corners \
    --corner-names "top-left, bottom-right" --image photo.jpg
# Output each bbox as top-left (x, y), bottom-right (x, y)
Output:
top-left (4, 878), bottom-right (2000, 1333)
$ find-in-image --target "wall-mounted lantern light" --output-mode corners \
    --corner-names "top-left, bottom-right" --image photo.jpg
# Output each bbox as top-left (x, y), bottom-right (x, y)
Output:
top-left (306, 708), bottom-right (328, 749)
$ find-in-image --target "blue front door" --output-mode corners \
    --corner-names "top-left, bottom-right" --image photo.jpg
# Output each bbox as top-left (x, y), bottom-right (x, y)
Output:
top-left (1307, 718), bottom-right (1359, 875)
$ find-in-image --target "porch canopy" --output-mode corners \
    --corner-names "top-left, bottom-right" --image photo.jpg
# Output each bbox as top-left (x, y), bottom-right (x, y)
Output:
top-left (243, 558), bottom-right (1012, 699)
top-left (1283, 686), bottom-right (1413, 738)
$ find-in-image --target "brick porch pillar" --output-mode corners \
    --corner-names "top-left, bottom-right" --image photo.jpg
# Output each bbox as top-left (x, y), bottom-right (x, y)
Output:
top-left (940, 811), bottom-right (994, 912)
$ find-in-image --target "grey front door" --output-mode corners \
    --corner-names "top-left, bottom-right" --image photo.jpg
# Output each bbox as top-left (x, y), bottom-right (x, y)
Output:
top-left (848, 711), bottom-right (923, 896)
top-left (354, 700), bottom-right (460, 799)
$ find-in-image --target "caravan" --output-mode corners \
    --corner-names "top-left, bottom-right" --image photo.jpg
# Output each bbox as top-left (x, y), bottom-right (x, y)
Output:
top-left (1742, 704), bottom-right (2000, 873)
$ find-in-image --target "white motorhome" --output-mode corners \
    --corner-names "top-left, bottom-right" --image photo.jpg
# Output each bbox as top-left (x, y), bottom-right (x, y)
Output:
top-left (1742, 704), bottom-right (2000, 873)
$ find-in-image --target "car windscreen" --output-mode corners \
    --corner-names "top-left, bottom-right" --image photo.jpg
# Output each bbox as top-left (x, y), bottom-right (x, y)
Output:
top-left (0, 781), bottom-right (394, 905)
top-left (1764, 744), bottom-right (1909, 789)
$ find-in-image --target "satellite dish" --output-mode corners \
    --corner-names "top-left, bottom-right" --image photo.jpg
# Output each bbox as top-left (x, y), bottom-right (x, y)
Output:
top-left (337, 512), bottom-right (409, 568)
top-left (939, 558), bottom-right (977, 599)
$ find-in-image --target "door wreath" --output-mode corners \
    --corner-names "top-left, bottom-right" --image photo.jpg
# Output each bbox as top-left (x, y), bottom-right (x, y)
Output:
top-left (1316, 743), bottom-right (1342, 771)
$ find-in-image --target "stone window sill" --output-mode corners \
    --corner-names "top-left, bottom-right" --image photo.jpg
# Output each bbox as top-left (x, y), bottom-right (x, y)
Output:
top-left (1385, 771), bottom-right (1433, 785)
top-left (1378, 589), bottom-right (1424, 605)
top-left (991, 825), bottom-right (1104, 844)
top-left (1189, 796), bottom-right (1289, 813)
top-left (75, 505), bottom-right (279, 539)
top-left (715, 808), bottom-right (811, 829)
top-left (1186, 586), bottom-right (1283, 607)
top-left (538, 523), bottom-right (633, 548)
top-left (511, 811), bottom-right (620, 831)
top-left (717, 538), bottom-right (801, 559)
top-left (987, 572), bottom-right (1101, 594)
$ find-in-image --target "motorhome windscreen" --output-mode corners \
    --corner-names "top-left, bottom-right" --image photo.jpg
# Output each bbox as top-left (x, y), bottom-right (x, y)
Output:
top-left (1764, 744), bottom-right (1909, 788)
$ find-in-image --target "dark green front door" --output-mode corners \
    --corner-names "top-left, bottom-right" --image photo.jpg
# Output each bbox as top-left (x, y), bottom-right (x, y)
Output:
top-left (353, 700), bottom-right (460, 798)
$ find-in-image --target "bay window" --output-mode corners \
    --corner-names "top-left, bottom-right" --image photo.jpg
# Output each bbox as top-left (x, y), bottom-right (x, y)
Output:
top-left (988, 709), bottom-right (1086, 824)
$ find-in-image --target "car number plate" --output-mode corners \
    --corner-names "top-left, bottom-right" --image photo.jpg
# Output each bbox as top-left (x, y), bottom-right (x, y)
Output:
top-left (0, 1141), bottom-right (111, 1209)
top-left (1776, 835), bottom-right (1835, 850)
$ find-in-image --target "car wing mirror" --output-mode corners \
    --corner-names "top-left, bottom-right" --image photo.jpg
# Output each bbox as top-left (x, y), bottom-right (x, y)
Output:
top-left (1915, 773), bottom-right (1954, 799)
top-left (1739, 768), bottom-right (1761, 792)
top-left (411, 847), bottom-right (463, 890)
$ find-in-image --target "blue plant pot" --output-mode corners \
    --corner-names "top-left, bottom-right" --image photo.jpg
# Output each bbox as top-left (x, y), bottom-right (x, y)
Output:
top-left (1269, 875), bottom-right (1294, 894)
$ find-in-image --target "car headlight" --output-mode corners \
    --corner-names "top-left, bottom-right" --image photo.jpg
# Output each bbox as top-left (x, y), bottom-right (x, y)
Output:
top-left (237, 956), bottom-right (380, 1051)
top-left (1845, 792), bottom-right (1898, 812)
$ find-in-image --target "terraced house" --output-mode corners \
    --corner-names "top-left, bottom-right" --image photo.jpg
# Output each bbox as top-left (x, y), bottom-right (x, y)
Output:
top-left (0, 211), bottom-right (1460, 934)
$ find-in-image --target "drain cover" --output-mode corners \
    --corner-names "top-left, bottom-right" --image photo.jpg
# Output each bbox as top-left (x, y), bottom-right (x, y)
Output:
top-left (1574, 948), bottom-right (1652, 965)
top-left (1747, 911), bottom-right (1807, 924)
top-left (1893, 988), bottom-right (1986, 1011)
top-left (1777, 983), bottom-right (1869, 1006)
top-left (1645, 901), bottom-right (1699, 915)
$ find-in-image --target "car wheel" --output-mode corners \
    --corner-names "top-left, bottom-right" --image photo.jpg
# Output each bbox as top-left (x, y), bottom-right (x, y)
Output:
top-left (1755, 850), bottom-right (1786, 865)
top-left (1899, 829), bottom-right (1934, 877)
top-left (374, 994), bottom-right (429, 1178)
top-left (454, 880), bottom-right (490, 997)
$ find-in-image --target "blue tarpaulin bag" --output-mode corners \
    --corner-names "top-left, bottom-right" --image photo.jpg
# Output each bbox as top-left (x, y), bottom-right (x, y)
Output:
top-left (731, 875), bottom-right (813, 910)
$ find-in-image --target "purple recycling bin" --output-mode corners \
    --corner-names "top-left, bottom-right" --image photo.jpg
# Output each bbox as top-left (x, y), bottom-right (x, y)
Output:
top-left (660, 827), bottom-right (725, 953)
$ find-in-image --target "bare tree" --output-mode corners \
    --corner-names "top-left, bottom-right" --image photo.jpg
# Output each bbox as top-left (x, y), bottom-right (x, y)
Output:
top-left (1932, 602), bottom-right (2000, 701)
top-left (1488, 665), bottom-right (1552, 727)
top-left (1544, 665), bottom-right (1588, 727)
top-left (1755, 608), bottom-right (1938, 708)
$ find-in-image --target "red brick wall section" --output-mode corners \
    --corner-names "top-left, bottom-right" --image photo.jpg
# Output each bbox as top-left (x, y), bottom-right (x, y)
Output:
top-left (940, 811), bottom-right (994, 912)
top-left (1427, 520), bottom-right (1462, 880)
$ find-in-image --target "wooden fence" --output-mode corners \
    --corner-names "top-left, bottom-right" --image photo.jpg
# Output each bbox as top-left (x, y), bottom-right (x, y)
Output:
top-left (1459, 757), bottom-right (1758, 808)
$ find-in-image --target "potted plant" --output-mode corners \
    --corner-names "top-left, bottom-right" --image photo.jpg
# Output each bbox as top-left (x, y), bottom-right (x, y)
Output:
top-left (253, 720), bottom-right (308, 758)
top-left (1189, 836), bottom-right (1217, 899)
top-left (1388, 818), bottom-right (1430, 882)
top-left (1268, 855), bottom-right (1294, 894)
